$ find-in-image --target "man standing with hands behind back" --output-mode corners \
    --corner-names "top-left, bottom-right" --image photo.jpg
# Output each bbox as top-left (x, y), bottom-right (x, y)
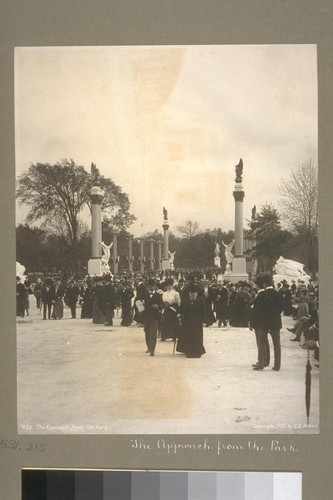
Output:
top-left (251, 273), bottom-right (283, 371)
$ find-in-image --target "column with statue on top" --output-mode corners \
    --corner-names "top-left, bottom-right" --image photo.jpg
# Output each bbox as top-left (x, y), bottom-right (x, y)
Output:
top-left (225, 158), bottom-right (248, 283)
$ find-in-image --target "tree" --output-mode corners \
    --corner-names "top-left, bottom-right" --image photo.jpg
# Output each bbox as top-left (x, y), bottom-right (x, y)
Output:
top-left (16, 224), bottom-right (46, 272)
top-left (247, 203), bottom-right (291, 273)
top-left (16, 159), bottom-right (136, 269)
top-left (176, 220), bottom-right (200, 239)
top-left (278, 160), bottom-right (318, 273)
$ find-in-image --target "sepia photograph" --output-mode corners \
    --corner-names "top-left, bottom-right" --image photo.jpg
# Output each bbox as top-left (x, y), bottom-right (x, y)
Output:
top-left (21, 470), bottom-right (302, 500)
top-left (15, 44), bottom-right (319, 435)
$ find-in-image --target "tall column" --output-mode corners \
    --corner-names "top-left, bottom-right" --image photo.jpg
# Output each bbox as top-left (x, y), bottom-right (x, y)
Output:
top-left (157, 240), bottom-right (162, 271)
top-left (112, 232), bottom-right (118, 275)
top-left (162, 207), bottom-right (170, 270)
top-left (234, 188), bottom-right (245, 256)
top-left (228, 158), bottom-right (248, 282)
top-left (88, 183), bottom-right (104, 276)
top-left (128, 235), bottom-right (133, 273)
top-left (149, 239), bottom-right (155, 271)
top-left (139, 239), bottom-right (145, 274)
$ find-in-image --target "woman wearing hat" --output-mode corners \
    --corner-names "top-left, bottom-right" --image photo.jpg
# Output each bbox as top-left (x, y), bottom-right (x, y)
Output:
top-left (160, 278), bottom-right (181, 341)
top-left (176, 284), bottom-right (206, 358)
top-left (120, 280), bottom-right (134, 326)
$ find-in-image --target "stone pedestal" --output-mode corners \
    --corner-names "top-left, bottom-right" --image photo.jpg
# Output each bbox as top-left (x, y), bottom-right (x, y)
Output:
top-left (224, 256), bottom-right (248, 283)
top-left (88, 258), bottom-right (103, 276)
top-left (214, 256), bottom-right (221, 267)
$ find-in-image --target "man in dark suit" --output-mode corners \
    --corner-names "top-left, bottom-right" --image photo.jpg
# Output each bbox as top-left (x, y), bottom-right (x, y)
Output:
top-left (251, 274), bottom-right (283, 371)
top-left (141, 278), bottom-right (163, 356)
top-left (64, 280), bottom-right (80, 319)
top-left (41, 279), bottom-right (56, 320)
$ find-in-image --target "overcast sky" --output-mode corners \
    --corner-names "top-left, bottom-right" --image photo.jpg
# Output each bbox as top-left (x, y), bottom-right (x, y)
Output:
top-left (15, 45), bottom-right (317, 236)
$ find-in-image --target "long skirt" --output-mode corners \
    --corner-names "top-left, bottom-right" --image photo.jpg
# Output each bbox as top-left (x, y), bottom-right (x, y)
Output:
top-left (92, 298), bottom-right (106, 324)
top-left (160, 308), bottom-right (180, 340)
top-left (121, 303), bottom-right (133, 326)
top-left (53, 298), bottom-right (64, 319)
top-left (176, 323), bottom-right (206, 358)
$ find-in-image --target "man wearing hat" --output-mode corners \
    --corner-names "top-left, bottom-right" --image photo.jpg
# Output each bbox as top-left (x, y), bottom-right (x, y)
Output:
top-left (141, 278), bottom-right (163, 356)
top-left (251, 274), bottom-right (283, 371)
top-left (41, 278), bottom-right (56, 320)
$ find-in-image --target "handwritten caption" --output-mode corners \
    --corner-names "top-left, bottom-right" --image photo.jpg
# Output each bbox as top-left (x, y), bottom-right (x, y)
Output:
top-left (130, 438), bottom-right (300, 455)
top-left (0, 438), bottom-right (47, 453)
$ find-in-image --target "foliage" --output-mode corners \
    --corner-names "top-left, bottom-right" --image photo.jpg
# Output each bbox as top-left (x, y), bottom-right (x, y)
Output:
top-left (176, 220), bottom-right (200, 239)
top-left (278, 160), bottom-right (318, 273)
top-left (16, 159), bottom-right (136, 271)
top-left (16, 159), bottom-right (136, 243)
top-left (247, 204), bottom-right (292, 273)
top-left (16, 224), bottom-right (46, 272)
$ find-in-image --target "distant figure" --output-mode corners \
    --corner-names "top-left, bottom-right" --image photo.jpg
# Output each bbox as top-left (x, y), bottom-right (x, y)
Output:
top-left (168, 250), bottom-right (176, 269)
top-left (214, 242), bottom-right (221, 257)
top-left (222, 239), bottom-right (235, 264)
top-left (99, 241), bottom-right (113, 272)
top-left (163, 206), bottom-right (168, 221)
top-left (235, 158), bottom-right (243, 183)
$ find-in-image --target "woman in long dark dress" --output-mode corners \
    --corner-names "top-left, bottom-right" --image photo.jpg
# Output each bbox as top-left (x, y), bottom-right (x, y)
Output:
top-left (80, 281), bottom-right (94, 319)
top-left (229, 283), bottom-right (251, 327)
top-left (120, 281), bottom-right (134, 326)
top-left (52, 279), bottom-right (66, 319)
top-left (92, 278), bottom-right (106, 324)
top-left (176, 285), bottom-right (206, 358)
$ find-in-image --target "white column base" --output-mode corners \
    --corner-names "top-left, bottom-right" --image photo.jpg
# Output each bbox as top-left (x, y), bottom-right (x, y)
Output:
top-left (224, 256), bottom-right (248, 283)
top-left (88, 258), bottom-right (103, 276)
top-left (214, 257), bottom-right (221, 267)
top-left (162, 259), bottom-right (171, 270)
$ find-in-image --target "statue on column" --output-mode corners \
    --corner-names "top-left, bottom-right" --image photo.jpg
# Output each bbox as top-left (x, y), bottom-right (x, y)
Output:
top-left (163, 206), bottom-right (168, 221)
top-left (222, 239), bottom-right (235, 271)
top-left (235, 158), bottom-right (243, 183)
top-left (99, 241), bottom-right (113, 273)
top-left (90, 163), bottom-right (101, 185)
top-left (168, 250), bottom-right (176, 270)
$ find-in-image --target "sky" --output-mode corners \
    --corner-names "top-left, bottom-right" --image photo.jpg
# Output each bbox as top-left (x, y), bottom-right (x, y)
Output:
top-left (15, 45), bottom-right (318, 237)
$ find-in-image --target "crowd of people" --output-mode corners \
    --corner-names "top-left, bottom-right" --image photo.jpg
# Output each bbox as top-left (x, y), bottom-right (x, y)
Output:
top-left (16, 269), bottom-right (319, 365)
